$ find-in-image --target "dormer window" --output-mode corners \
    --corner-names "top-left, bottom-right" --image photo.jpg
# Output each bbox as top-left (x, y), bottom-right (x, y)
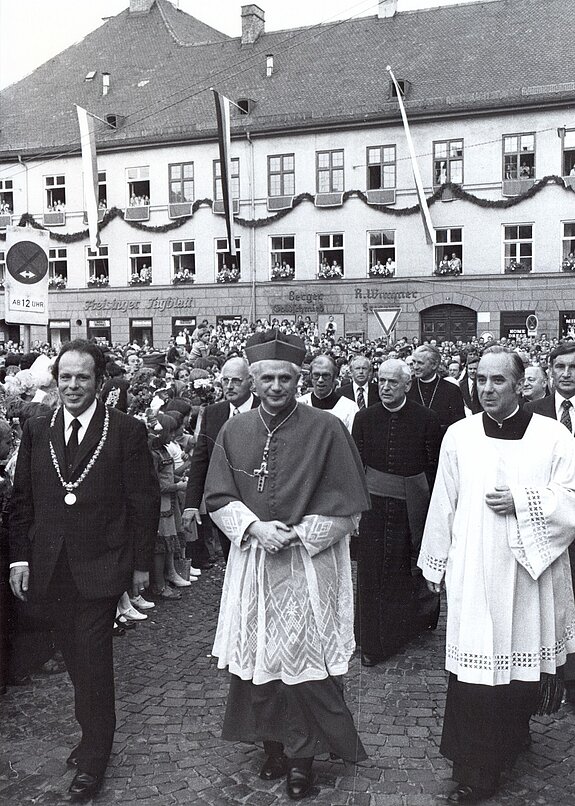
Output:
top-left (236, 98), bottom-right (254, 115)
top-left (85, 71), bottom-right (96, 82)
top-left (390, 79), bottom-right (411, 98)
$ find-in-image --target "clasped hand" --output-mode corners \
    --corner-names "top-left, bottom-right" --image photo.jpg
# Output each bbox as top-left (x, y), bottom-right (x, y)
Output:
top-left (248, 520), bottom-right (296, 554)
top-left (485, 485), bottom-right (516, 516)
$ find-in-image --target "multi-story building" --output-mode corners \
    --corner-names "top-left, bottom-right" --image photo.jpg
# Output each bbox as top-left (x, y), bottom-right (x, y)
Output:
top-left (0, 0), bottom-right (574, 347)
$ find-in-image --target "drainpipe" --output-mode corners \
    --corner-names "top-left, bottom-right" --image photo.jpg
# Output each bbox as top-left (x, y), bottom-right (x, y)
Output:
top-left (246, 131), bottom-right (256, 321)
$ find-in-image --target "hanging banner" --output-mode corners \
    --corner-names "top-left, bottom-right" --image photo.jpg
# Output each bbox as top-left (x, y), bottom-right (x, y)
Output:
top-left (4, 226), bottom-right (50, 325)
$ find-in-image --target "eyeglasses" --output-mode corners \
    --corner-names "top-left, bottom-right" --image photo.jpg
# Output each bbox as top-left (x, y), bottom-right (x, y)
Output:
top-left (311, 372), bottom-right (334, 380)
top-left (222, 377), bottom-right (245, 386)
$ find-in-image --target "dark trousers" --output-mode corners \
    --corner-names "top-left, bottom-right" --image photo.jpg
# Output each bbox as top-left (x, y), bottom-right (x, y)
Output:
top-left (26, 547), bottom-right (118, 775)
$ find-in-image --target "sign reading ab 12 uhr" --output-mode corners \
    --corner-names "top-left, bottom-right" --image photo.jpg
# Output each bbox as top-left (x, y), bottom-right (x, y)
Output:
top-left (4, 226), bottom-right (49, 325)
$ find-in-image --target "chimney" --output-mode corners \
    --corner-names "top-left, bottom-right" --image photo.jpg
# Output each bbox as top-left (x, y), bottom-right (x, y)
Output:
top-left (129, 0), bottom-right (155, 14)
top-left (241, 5), bottom-right (265, 46)
top-left (378, 0), bottom-right (398, 18)
top-left (102, 72), bottom-right (110, 96)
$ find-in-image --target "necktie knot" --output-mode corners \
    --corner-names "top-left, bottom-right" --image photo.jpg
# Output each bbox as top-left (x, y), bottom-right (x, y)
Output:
top-left (562, 399), bottom-right (572, 411)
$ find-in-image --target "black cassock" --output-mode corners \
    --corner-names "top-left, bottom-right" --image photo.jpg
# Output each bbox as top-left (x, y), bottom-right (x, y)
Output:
top-left (352, 399), bottom-right (442, 658)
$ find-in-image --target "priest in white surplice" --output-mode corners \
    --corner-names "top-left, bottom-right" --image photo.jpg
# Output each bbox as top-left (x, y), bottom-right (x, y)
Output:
top-left (204, 330), bottom-right (370, 801)
top-left (419, 346), bottom-right (575, 805)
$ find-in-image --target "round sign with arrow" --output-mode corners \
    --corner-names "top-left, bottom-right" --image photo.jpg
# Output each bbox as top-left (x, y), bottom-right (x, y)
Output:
top-left (6, 241), bottom-right (49, 285)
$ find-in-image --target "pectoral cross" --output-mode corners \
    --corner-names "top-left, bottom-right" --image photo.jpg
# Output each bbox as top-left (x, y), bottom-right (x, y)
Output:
top-left (254, 459), bottom-right (269, 492)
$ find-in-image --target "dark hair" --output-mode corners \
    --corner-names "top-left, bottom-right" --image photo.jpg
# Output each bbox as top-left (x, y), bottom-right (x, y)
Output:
top-left (52, 339), bottom-right (106, 384)
top-left (481, 345), bottom-right (525, 383)
top-left (549, 341), bottom-right (575, 365)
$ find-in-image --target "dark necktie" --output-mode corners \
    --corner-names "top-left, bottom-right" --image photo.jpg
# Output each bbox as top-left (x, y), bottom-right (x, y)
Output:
top-left (66, 418), bottom-right (81, 471)
top-left (356, 387), bottom-right (366, 410)
top-left (560, 399), bottom-right (572, 433)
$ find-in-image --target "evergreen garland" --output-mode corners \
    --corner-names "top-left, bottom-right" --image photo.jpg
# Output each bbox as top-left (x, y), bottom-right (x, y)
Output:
top-left (1, 176), bottom-right (573, 244)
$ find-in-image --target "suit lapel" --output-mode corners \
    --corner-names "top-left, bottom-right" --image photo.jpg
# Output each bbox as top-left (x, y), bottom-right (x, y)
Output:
top-left (71, 401), bottom-right (106, 475)
top-left (50, 407), bottom-right (67, 477)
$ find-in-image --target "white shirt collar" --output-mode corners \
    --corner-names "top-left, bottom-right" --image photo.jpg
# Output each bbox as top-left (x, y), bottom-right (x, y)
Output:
top-left (382, 398), bottom-right (407, 413)
top-left (63, 398), bottom-right (98, 441)
top-left (229, 393), bottom-right (253, 418)
top-left (554, 391), bottom-right (575, 417)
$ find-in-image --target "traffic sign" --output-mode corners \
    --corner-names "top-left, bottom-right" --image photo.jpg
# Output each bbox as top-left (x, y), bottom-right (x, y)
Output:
top-left (4, 227), bottom-right (49, 325)
top-left (373, 308), bottom-right (401, 336)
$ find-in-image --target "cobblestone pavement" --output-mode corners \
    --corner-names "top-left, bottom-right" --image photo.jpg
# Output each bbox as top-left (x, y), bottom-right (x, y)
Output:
top-left (1, 563), bottom-right (574, 806)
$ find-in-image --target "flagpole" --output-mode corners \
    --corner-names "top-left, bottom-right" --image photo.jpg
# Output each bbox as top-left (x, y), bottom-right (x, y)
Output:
top-left (386, 66), bottom-right (435, 246)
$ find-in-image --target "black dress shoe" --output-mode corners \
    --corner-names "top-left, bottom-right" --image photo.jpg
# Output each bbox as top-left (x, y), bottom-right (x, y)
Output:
top-left (286, 764), bottom-right (313, 800)
top-left (66, 746), bottom-right (81, 768)
top-left (361, 653), bottom-right (379, 667)
top-left (445, 784), bottom-right (495, 803)
top-left (68, 770), bottom-right (104, 801)
top-left (259, 754), bottom-right (288, 780)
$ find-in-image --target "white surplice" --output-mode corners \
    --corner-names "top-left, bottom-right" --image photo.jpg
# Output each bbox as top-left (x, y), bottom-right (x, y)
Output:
top-left (419, 413), bottom-right (575, 686)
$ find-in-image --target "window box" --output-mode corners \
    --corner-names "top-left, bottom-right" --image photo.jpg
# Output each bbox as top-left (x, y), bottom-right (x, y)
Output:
top-left (562, 258), bottom-right (575, 272)
top-left (125, 205), bottom-right (150, 221)
top-left (88, 277), bottom-right (109, 288)
top-left (369, 263), bottom-right (395, 278)
top-left (49, 277), bottom-right (67, 290)
top-left (271, 265), bottom-right (295, 280)
top-left (213, 199), bottom-right (240, 215)
top-left (502, 179), bottom-right (534, 197)
top-left (318, 263), bottom-right (343, 279)
top-left (267, 196), bottom-right (294, 212)
top-left (434, 263), bottom-right (462, 277)
top-left (168, 202), bottom-right (193, 219)
top-left (0, 213), bottom-right (11, 229)
top-left (366, 189), bottom-right (396, 206)
top-left (44, 211), bottom-right (65, 226)
top-left (314, 192), bottom-right (344, 208)
top-left (129, 275), bottom-right (152, 286)
top-left (172, 272), bottom-right (195, 285)
top-left (504, 261), bottom-right (531, 274)
top-left (83, 209), bottom-right (106, 225)
top-left (217, 268), bottom-right (240, 283)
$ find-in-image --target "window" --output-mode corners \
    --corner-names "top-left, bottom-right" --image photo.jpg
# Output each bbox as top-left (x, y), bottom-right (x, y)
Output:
top-left (563, 129), bottom-right (575, 177)
top-left (503, 134), bottom-right (535, 180)
top-left (0, 179), bottom-right (13, 215)
top-left (126, 166), bottom-right (150, 205)
top-left (268, 154), bottom-right (295, 197)
top-left (433, 140), bottom-right (463, 186)
top-left (45, 175), bottom-right (66, 210)
top-left (216, 238), bottom-right (241, 274)
top-left (48, 320), bottom-right (71, 348)
top-left (49, 247), bottom-right (68, 283)
top-left (316, 150), bottom-right (344, 193)
top-left (367, 146), bottom-right (396, 190)
top-left (129, 243), bottom-right (152, 283)
top-left (171, 240), bottom-right (196, 278)
top-left (368, 231), bottom-right (396, 275)
top-left (318, 233), bottom-right (344, 275)
top-left (270, 236), bottom-right (295, 277)
top-left (97, 171), bottom-right (107, 208)
top-left (169, 162), bottom-right (194, 203)
top-left (86, 245), bottom-right (109, 284)
top-left (562, 222), bottom-right (575, 268)
top-left (435, 228), bottom-right (463, 274)
top-left (214, 158), bottom-right (240, 200)
top-left (503, 225), bottom-right (533, 272)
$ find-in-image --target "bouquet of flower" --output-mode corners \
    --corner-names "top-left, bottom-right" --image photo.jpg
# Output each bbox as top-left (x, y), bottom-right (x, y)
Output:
top-left (271, 264), bottom-right (295, 280)
top-left (318, 263), bottom-right (343, 279)
top-left (217, 267), bottom-right (240, 283)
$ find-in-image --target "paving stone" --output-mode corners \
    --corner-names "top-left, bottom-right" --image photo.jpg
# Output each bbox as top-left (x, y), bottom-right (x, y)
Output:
top-left (1, 567), bottom-right (574, 805)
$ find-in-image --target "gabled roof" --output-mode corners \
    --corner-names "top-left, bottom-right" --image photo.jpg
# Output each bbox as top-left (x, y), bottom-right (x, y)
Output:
top-left (0, 0), bottom-right (573, 158)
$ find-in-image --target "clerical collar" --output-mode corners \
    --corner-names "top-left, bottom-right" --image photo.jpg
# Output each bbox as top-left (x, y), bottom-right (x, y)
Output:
top-left (419, 374), bottom-right (438, 383)
top-left (482, 407), bottom-right (532, 440)
top-left (260, 401), bottom-right (298, 429)
top-left (311, 389), bottom-right (340, 410)
top-left (382, 398), bottom-right (406, 413)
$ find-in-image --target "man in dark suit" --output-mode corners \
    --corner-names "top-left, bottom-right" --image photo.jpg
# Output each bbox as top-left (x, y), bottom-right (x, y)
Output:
top-left (524, 342), bottom-right (575, 705)
top-left (339, 354), bottom-right (379, 408)
top-left (407, 345), bottom-right (465, 435)
top-left (458, 353), bottom-right (482, 414)
top-left (9, 339), bottom-right (159, 801)
top-left (182, 357), bottom-right (259, 561)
